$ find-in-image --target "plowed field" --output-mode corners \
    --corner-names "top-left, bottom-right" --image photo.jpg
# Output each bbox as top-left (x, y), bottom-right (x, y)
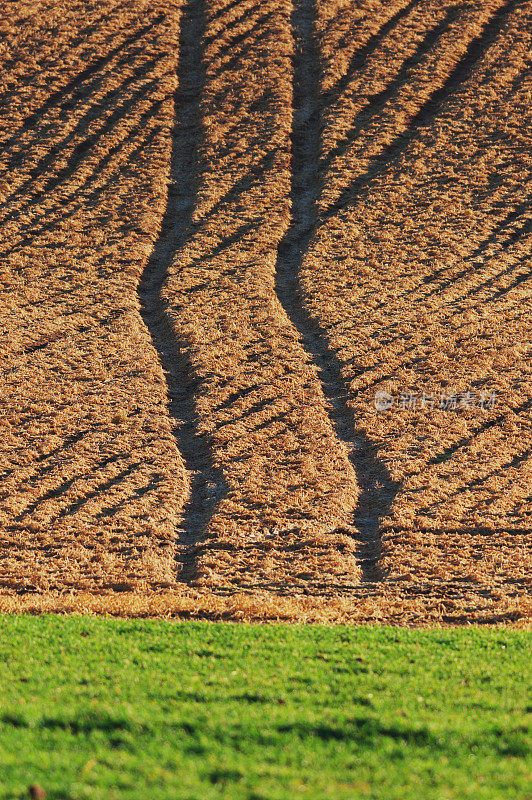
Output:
top-left (1, 0), bottom-right (530, 624)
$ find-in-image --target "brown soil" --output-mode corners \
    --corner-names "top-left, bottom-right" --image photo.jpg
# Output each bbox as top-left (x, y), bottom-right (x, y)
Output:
top-left (0, 0), bottom-right (530, 624)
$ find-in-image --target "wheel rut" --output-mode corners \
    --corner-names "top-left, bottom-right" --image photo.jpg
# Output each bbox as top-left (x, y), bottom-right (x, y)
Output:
top-left (275, 0), bottom-right (399, 581)
top-left (138, 0), bottom-right (227, 580)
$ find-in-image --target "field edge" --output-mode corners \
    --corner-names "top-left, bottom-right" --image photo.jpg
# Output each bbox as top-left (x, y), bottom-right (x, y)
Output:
top-left (0, 589), bottom-right (529, 627)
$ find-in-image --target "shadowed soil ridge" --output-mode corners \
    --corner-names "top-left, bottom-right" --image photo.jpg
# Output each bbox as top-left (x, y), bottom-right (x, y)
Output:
top-left (275, 0), bottom-right (399, 580)
top-left (138, 0), bottom-right (228, 580)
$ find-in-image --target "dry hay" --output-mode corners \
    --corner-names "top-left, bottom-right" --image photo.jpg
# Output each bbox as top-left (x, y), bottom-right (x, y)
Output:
top-left (0, 0), bottom-right (530, 624)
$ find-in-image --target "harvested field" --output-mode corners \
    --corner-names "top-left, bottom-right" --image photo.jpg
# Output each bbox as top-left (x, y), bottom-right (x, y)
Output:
top-left (0, 0), bottom-right (530, 623)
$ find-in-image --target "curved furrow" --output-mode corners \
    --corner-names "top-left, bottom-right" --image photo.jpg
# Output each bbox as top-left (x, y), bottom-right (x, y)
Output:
top-left (138, 0), bottom-right (228, 579)
top-left (275, 0), bottom-right (398, 580)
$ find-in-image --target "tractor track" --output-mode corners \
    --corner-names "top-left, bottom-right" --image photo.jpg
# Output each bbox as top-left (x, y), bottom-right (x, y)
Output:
top-left (274, 0), bottom-right (399, 581)
top-left (138, 0), bottom-right (227, 580)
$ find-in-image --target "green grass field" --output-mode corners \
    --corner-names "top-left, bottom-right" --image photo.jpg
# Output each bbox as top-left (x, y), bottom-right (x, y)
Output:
top-left (0, 617), bottom-right (529, 799)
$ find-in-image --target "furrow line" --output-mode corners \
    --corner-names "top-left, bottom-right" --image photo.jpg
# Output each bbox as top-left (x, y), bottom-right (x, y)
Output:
top-left (138, 0), bottom-right (227, 579)
top-left (275, 0), bottom-right (398, 580)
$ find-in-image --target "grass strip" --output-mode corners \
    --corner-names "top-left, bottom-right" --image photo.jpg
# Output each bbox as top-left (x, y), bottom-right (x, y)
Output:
top-left (0, 616), bottom-right (529, 799)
